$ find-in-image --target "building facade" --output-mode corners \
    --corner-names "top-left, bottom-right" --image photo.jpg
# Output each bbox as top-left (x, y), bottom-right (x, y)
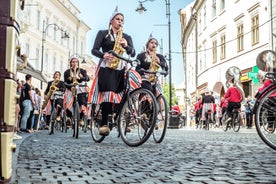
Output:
top-left (180, 0), bottom-right (273, 123)
top-left (16, 0), bottom-right (95, 90)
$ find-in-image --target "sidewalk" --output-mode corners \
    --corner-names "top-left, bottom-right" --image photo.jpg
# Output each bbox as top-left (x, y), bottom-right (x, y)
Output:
top-left (11, 131), bottom-right (35, 183)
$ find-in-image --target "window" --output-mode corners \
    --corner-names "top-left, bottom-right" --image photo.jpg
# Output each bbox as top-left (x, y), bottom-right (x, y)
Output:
top-left (237, 24), bottom-right (244, 51)
top-left (212, 0), bottom-right (216, 18)
top-left (251, 15), bottom-right (259, 45)
top-left (44, 52), bottom-right (48, 72)
top-left (53, 55), bottom-right (56, 73)
top-left (36, 10), bottom-right (41, 30)
top-left (220, 0), bottom-right (225, 11)
top-left (54, 24), bottom-right (57, 41)
top-left (204, 6), bottom-right (206, 28)
top-left (212, 40), bottom-right (217, 63)
top-left (36, 48), bottom-right (39, 69)
top-left (220, 35), bottom-right (226, 59)
top-left (45, 17), bottom-right (49, 36)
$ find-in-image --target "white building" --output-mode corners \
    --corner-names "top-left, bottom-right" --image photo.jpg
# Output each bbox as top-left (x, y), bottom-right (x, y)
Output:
top-left (180, 0), bottom-right (273, 124)
top-left (17, 0), bottom-right (94, 91)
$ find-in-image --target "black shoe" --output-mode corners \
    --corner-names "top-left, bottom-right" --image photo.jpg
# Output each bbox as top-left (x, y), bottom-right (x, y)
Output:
top-left (49, 131), bottom-right (54, 135)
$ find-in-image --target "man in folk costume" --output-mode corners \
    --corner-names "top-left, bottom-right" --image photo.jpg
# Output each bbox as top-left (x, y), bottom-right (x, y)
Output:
top-left (88, 7), bottom-right (141, 136)
top-left (64, 55), bottom-right (90, 127)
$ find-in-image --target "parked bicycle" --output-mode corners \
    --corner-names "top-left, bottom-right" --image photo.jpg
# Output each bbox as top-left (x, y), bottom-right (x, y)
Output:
top-left (137, 68), bottom-right (169, 143)
top-left (89, 50), bottom-right (158, 147)
top-left (221, 106), bottom-right (241, 132)
top-left (252, 50), bottom-right (276, 150)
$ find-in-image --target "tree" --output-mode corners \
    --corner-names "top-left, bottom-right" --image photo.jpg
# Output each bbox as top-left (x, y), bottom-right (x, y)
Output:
top-left (162, 82), bottom-right (178, 108)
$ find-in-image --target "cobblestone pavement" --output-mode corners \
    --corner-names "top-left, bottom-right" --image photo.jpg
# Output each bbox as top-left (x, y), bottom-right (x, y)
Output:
top-left (11, 126), bottom-right (276, 184)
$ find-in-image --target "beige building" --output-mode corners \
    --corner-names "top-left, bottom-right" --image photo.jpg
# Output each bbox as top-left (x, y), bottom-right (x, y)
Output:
top-left (17, 0), bottom-right (96, 91)
top-left (180, 0), bottom-right (273, 123)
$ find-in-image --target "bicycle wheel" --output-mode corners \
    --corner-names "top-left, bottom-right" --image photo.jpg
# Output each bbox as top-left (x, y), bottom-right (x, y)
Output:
top-left (119, 88), bottom-right (157, 147)
top-left (73, 103), bottom-right (80, 139)
top-left (49, 108), bottom-right (56, 135)
top-left (232, 113), bottom-right (241, 132)
top-left (221, 112), bottom-right (229, 132)
top-left (255, 88), bottom-right (276, 150)
top-left (82, 114), bottom-right (88, 133)
top-left (153, 95), bottom-right (168, 143)
top-left (90, 104), bottom-right (105, 143)
top-left (61, 110), bottom-right (66, 133)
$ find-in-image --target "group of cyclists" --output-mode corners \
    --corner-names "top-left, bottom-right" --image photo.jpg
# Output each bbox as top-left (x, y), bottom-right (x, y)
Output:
top-left (43, 56), bottom-right (90, 134)
top-left (194, 78), bottom-right (244, 129)
top-left (42, 7), bottom-right (169, 138)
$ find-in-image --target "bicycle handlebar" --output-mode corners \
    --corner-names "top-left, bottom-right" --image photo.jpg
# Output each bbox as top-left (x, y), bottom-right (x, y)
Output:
top-left (265, 72), bottom-right (276, 82)
top-left (138, 68), bottom-right (168, 76)
top-left (107, 50), bottom-right (140, 66)
top-left (64, 82), bottom-right (87, 88)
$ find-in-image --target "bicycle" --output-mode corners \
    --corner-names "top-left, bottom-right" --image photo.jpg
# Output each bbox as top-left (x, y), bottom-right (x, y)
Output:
top-left (89, 50), bottom-right (158, 147)
top-left (64, 82), bottom-right (88, 139)
top-left (137, 68), bottom-right (169, 143)
top-left (48, 91), bottom-right (65, 135)
top-left (253, 72), bottom-right (276, 150)
top-left (221, 107), bottom-right (241, 132)
top-left (252, 49), bottom-right (276, 150)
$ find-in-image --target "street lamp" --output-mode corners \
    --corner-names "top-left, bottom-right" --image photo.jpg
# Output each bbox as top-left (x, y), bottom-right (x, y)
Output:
top-left (136, 0), bottom-right (172, 110)
top-left (40, 20), bottom-right (69, 89)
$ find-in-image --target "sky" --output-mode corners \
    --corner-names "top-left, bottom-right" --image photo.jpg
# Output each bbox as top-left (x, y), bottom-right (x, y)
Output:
top-left (71, 0), bottom-right (194, 87)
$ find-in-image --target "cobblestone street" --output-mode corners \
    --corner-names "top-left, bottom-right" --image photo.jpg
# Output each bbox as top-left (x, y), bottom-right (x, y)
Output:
top-left (11, 127), bottom-right (276, 183)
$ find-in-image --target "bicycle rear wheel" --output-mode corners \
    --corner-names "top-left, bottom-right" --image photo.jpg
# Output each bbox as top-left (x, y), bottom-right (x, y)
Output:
top-left (153, 95), bottom-right (168, 143)
top-left (255, 88), bottom-right (276, 150)
top-left (119, 88), bottom-right (157, 147)
top-left (90, 104), bottom-right (105, 143)
top-left (232, 113), bottom-right (241, 132)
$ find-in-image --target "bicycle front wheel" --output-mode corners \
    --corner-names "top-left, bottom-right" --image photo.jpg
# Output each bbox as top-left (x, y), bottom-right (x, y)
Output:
top-left (73, 103), bottom-right (80, 139)
top-left (255, 88), bottom-right (276, 150)
top-left (221, 112), bottom-right (229, 132)
top-left (49, 108), bottom-right (57, 135)
top-left (153, 95), bottom-right (168, 143)
top-left (90, 104), bottom-right (105, 143)
top-left (119, 88), bottom-right (157, 147)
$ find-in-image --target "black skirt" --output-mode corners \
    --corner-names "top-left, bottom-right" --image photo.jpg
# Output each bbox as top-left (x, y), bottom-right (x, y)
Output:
top-left (98, 67), bottom-right (125, 93)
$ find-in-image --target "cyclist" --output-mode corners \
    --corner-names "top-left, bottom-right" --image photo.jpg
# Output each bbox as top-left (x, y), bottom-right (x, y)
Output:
top-left (224, 79), bottom-right (243, 122)
top-left (201, 89), bottom-right (215, 127)
top-left (194, 97), bottom-right (202, 126)
top-left (88, 7), bottom-right (141, 136)
top-left (64, 55), bottom-right (90, 128)
top-left (135, 34), bottom-right (168, 96)
top-left (44, 71), bottom-right (65, 125)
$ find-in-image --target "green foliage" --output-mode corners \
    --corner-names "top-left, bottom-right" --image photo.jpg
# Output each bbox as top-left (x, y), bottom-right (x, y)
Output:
top-left (162, 82), bottom-right (178, 108)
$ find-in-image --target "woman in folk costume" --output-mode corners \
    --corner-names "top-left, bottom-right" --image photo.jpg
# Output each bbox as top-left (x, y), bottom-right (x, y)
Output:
top-left (88, 7), bottom-right (141, 136)
top-left (43, 71), bottom-right (65, 131)
top-left (64, 55), bottom-right (90, 126)
top-left (136, 34), bottom-right (168, 97)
